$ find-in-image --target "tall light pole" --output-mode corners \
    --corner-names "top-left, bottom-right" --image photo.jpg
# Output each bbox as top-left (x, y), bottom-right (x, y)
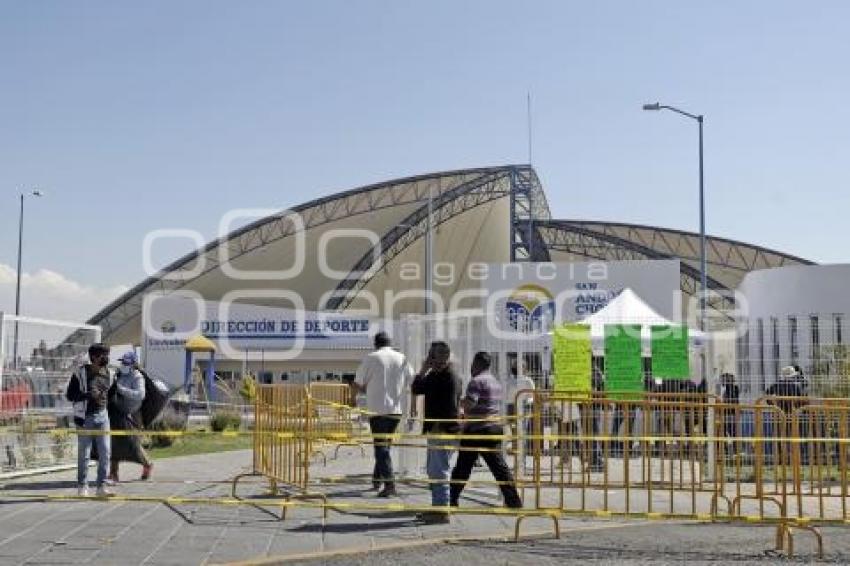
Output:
top-left (642, 103), bottom-right (706, 334)
top-left (13, 189), bottom-right (44, 369)
top-left (425, 185), bottom-right (434, 315)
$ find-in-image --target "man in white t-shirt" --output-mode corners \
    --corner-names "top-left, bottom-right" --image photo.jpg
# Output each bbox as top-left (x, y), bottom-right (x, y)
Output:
top-left (353, 332), bottom-right (413, 497)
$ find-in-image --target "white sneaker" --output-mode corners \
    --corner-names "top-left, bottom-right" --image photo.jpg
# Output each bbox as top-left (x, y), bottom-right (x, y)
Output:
top-left (95, 485), bottom-right (114, 497)
top-left (77, 486), bottom-right (90, 497)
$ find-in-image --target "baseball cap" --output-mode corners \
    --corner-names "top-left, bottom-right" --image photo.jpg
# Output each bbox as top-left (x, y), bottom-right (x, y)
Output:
top-left (780, 365), bottom-right (799, 379)
top-left (120, 351), bottom-right (137, 365)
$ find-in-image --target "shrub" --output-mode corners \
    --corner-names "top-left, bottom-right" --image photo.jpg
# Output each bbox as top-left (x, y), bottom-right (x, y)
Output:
top-left (210, 411), bottom-right (242, 432)
top-left (147, 408), bottom-right (188, 448)
top-left (239, 375), bottom-right (257, 402)
top-left (17, 415), bottom-right (41, 467)
top-left (50, 429), bottom-right (71, 462)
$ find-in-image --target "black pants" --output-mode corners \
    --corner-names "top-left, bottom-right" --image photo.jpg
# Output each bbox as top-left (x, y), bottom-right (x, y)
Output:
top-left (369, 415), bottom-right (400, 486)
top-left (450, 432), bottom-right (522, 508)
top-left (579, 404), bottom-right (602, 463)
top-left (611, 407), bottom-right (637, 456)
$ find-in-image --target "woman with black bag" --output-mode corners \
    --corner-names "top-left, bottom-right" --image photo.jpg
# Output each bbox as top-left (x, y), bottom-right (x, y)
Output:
top-left (106, 352), bottom-right (154, 482)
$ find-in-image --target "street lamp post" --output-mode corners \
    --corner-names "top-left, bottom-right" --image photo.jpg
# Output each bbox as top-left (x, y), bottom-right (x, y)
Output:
top-left (13, 189), bottom-right (44, 369)
top-left (425, 185), bottom-right (434, 316)
top-left (642, 103), bottom-right (707, 334)
top-left (643, 103), bottom-right (713, 479)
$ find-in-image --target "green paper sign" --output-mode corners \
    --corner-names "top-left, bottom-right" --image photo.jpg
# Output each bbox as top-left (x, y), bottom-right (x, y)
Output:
top-left (651, 325), bottom-right (690, 379)
top-left (604, 324), bottom-right (644, 399)
top-left (553, 324), bottom-right (591, 398)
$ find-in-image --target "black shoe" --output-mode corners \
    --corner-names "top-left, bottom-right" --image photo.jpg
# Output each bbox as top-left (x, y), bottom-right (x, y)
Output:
top-left (506, 500), bottom-right (523, 509)
top-left (377, 486), bottom-right (398, 498)
top-left (449, 500), bottom-right (459, 507)
top-left (369, 481), bottom-right (381, 491)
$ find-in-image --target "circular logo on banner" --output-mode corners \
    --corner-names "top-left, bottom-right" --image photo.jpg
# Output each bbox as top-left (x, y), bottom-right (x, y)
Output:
top-left (505, 284), bottom-right (555, 331)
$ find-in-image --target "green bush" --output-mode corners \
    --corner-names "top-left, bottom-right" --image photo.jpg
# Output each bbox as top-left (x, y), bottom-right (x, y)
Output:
top-left (239, 376), bottom-right (257, 402)
top-left (17, 415), bottom-right (41, 467)
top-left (210, 411), bottom-right (241, 432)
top-left (147, 409), bottom-right (188, 448)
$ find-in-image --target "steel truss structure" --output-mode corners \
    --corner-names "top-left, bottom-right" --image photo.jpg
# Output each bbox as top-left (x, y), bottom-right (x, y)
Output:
top-left (536, 220), bottom-right (813, 319)
top-left (326, 165), bottom-right (550, 310)
top-left (87, 165), bottom-right (813, 343)
top-left (90, 166), bottom-right (546, 340)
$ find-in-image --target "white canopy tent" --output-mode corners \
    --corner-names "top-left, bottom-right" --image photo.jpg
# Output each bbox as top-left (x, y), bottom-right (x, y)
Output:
top-left (579, 288), bottom-right (701, 355)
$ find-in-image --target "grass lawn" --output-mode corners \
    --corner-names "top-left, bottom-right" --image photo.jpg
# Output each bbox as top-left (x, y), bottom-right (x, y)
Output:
top-left (146, 432), bottom-right (252, 459)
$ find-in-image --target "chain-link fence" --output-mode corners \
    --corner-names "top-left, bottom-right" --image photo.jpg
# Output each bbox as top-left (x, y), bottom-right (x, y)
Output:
top-left (735, 318), bottom-right (848, 402)
top-left (0, 314), bottom-right (101, 474)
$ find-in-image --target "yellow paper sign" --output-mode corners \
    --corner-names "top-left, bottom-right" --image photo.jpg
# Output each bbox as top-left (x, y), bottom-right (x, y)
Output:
top-left (553, 324), bottom-right (591, 398)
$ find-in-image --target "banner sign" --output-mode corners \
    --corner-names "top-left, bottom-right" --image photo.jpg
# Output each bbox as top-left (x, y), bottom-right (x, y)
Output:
top-left (604, 324), bottom-right (644, 399)
top-left (553, 324), bottom-right (591, 397)
top-left (650, 325), bottom-right (690, 379)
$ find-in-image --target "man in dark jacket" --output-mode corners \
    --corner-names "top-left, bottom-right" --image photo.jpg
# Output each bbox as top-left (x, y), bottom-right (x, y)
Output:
top-left (411, 341), bottom-right (462, 523)
top-left (65, 343), bottom-right (113, 497)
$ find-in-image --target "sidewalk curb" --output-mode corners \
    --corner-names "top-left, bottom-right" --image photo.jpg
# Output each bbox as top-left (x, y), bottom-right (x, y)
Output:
top-left (217, 520), bottom-right (652, 566)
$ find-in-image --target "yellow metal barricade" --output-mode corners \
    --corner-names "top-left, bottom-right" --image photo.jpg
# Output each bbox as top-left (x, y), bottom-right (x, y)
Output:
top-left (253, 384), bottom-right (311, 490)
top-left (308, 382), bottom-right (366, 458)
top-left (516, 392), bottom-right (804, 520)
top-left (789, 404), bottom-right (850, 522)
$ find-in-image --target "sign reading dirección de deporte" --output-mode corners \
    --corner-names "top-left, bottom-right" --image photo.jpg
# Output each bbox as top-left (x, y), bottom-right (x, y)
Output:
top-left (200, 317), bottom-right (370, 338)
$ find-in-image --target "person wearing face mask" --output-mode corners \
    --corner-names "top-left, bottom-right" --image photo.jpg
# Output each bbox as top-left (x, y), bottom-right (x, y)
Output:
top-left (66, 343), bottom-right (114, 497)
top-left (107, 352), bottom-right (153, 482)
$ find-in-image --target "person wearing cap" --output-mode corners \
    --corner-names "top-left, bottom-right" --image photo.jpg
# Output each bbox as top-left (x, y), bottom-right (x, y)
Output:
top-left (107, 351), bottom-right (153, 482)
top-left (765, 365), bottom-right (809, 464)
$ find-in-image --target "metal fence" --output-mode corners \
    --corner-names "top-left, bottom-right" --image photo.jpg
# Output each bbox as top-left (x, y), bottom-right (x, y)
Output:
top-left (0, 314), bottom-right (101, 474)
top-left (735, 319), bottom-right (849, 401)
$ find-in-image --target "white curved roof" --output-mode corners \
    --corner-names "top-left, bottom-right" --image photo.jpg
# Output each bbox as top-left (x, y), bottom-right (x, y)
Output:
top-left (91, 165), bottom-right (547, 344)
top-left (88, 164), bottom-right (812, 345)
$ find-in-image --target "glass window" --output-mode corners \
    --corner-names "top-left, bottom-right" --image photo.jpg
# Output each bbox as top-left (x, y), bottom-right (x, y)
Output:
top-left (810, 315), bottom-right (820, 360)
top-left (771, 317), bottom-right (780, 382)
top-left (757, 319), bottom-right (765, 394)
top-left (737, 329), bottom-right (751, 396)
top-left (788, 316), bottom-right (799, 361)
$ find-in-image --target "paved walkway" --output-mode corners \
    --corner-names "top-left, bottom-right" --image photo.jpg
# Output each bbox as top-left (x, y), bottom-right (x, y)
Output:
top-left (2, 445), bottom-right (842, 565)
top-left (0, 448), bottom-right (622, 565)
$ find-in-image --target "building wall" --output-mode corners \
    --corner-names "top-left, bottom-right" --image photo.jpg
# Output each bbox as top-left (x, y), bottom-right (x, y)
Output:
top-left (736, 265), bottom-right (850, 398)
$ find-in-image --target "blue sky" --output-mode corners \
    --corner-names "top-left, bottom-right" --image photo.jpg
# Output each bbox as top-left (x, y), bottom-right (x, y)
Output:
top-left (1, 1), bottom-right (848, 318)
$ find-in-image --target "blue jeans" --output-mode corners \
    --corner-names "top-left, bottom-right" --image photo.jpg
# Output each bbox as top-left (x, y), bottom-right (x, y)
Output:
top-left (77, 414), bottom-right (110, 487)
top-left (426, 437), bottom-right (456, 506)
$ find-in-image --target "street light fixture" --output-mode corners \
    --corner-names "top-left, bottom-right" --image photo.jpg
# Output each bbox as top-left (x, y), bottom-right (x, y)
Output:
top-left (642, 102), bottom-right (707, 335)
top-left (13, 189), bottom-right (44, 369)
